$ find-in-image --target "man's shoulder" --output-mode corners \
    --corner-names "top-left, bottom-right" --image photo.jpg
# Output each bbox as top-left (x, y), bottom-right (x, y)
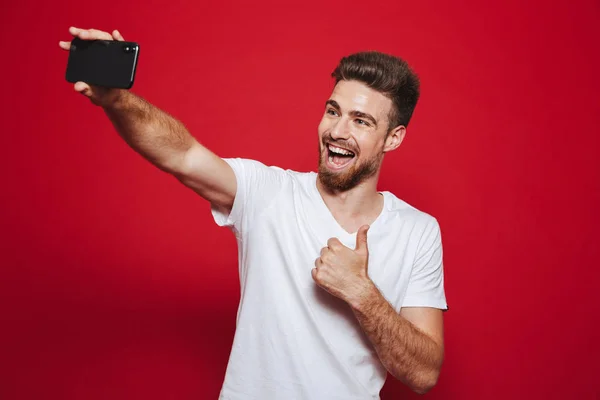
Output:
top-left (383, 191), bottom-right (439, 228)
top-left (223, 157), bottom-right (316, 191)
top-left (224, 157), bottom-right (313, 176)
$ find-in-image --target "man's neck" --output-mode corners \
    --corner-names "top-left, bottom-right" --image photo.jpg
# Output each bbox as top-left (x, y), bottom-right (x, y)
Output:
top-left (316, 175), bottom-right (383, 221)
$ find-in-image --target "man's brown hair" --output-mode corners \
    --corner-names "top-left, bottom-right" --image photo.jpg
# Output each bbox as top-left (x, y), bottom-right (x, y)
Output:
top-left (332, 51), bottom-right (420, 129)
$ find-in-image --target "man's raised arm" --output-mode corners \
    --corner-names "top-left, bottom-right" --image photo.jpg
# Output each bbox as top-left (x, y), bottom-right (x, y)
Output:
top-left (59, 26), bottom-right (236, 214)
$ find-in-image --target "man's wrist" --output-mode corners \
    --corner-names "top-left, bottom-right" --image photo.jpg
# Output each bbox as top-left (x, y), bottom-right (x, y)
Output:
top-left (347, 279), bottom-right (379, 312)
top-left (102, 88), bottom-right (128, 111)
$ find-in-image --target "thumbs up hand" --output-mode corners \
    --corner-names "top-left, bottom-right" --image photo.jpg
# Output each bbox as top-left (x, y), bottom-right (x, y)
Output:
top-left (312, 225), bottom-right (376, 306)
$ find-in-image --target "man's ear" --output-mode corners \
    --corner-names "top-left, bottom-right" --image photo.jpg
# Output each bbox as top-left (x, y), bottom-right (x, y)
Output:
top-left (383, 125), bottom-right (406, 153)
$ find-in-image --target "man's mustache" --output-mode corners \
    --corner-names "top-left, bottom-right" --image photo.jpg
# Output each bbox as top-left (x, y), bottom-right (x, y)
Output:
top-left (322, 137), bottom-right (357, 154)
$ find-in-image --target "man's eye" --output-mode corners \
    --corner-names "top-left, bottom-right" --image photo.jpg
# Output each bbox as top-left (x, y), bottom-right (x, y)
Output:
top-left (355, 119), bottom-right (368, 126)
top-left (327, 109), bottom-right (338, 116)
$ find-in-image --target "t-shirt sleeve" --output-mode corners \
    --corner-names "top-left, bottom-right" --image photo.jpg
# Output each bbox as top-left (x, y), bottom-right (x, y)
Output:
top-left (210, 158), bottom-right (286, 236)
top-left (402, 217), bottom-right (449, 311)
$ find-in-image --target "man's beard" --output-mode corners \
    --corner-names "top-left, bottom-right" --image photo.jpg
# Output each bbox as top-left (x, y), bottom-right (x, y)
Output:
top-left (317, 144), bottom-right (382, 192)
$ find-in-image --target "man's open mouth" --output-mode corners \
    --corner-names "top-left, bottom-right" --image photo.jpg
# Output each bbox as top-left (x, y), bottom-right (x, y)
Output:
top-left (326, 144), bottom-right (356, 169)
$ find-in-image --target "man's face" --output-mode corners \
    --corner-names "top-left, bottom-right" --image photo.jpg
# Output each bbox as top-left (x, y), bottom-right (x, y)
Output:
top-left (317, 80), bottom-right (399, 192)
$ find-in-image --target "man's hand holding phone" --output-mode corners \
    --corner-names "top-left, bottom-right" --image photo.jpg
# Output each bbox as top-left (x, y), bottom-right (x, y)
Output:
top-left (59, 27), bottom-right (133, 107)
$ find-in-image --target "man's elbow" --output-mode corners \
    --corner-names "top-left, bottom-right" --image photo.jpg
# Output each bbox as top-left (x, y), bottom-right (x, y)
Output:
top-left (409, 369), bottom-right (440, 395)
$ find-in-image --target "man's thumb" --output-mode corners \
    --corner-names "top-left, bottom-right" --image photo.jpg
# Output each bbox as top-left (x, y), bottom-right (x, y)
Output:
top-left (74, 82), bottom-right (114, 107)
top-left (355, 225), bottom-right (370, 253)
top-left (74, 81), bottom-right (92, 97)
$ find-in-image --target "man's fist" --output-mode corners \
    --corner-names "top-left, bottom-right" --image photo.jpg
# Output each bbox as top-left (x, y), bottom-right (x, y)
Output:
top-left (312, 225), bottom-right (374, 305)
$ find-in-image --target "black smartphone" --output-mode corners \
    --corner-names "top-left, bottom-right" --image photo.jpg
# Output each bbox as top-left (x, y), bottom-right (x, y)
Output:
top-left (65, 37), bottom-right (140, 89)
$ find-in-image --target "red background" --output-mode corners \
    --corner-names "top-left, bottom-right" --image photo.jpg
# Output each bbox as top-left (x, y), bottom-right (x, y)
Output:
top-left (1, 0), bottom-right (599, 399)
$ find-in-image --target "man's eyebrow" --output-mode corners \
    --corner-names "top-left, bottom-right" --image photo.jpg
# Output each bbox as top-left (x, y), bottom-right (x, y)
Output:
top-left (325, 99), bottom-right (340, 109)
top-left (350, 110), bottom-right (377, 127)
top-left (325, 99), bottom-right (378, 127)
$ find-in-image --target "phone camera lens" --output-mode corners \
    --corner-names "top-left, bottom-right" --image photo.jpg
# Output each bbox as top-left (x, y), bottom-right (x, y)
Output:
top-left (124, 46), bottom-right (131, 53)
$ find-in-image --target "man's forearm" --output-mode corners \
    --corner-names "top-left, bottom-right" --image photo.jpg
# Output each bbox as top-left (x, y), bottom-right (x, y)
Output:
top-left (349, 284), bottom-right (443, 394)
top-left (103, 90), bottom-right (195, 173)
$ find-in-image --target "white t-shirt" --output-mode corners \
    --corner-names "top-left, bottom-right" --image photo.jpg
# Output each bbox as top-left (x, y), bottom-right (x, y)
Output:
top-left (211, 158), bottom-right (448, 400)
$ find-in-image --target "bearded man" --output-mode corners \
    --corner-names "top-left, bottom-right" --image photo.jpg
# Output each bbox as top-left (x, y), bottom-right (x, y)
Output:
top-left (59, 26), bottom-right (449, 400)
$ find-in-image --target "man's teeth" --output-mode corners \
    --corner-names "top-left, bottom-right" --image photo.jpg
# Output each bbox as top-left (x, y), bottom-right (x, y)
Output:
top-left (328, 145), bottom-right (354, 156)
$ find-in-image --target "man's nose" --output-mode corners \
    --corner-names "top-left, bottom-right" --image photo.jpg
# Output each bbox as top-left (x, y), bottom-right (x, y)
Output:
top-left (330, 118), bottom-right (350, 140)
